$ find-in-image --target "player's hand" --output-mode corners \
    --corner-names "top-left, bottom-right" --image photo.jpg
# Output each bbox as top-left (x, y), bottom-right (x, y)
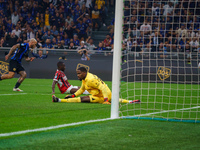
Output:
top-left (103, 97), bottom-right (111, 104)
top-left (64, 94), bottom-right (75, 99)
top-left (30, 57), bottom-right (35, 61)
top-left (5, 55), bottom-right (9, 61)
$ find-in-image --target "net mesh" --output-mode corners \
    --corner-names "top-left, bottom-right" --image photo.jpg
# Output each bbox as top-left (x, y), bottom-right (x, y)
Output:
top-left (119, 0), bottom-right (200, 122)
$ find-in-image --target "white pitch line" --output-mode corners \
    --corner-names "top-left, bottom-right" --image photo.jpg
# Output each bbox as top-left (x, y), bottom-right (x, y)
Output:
top-left (0, 118), bottom-right (113, 137)
top-left (133, 106), bottom-right (200, 117)
top-left (1, 106), bottom-right (200, 138)
top-left (0, 93), bottom-right (27, 96)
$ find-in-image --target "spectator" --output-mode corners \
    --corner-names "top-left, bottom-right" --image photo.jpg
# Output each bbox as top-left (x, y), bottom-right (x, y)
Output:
top-left (11, 25), bottom-right (21, 38)
top-left (52, 37), bottom-right (57, 47)
top-left (11, 11), bottom-right (19, 26)
top-left (65, 15), bottom-right (73, 25)
top-left (63, 33), bottom-right (70, 46)
top-left (103, 34), bottom-right (112, 47)
top-left (0, 38), bottom-right (6, 47)
top-left (32, 50), bottom-right (48, 59)
top-left (76, 19), bottom-right (88, 40)
top-left (35, 28), bottom-right (44, 44)
top-left (51, 25), bottom-right (59, 37)
top-left (44, 9), bottom-right (50, 29)
top-left (19, 32), bottom-right (27, 43)
top-left (26, 26), bottom-right (35, 40)
top-left (163, 2), bottom-right (174, 16)
top-left (73, 34), bottom-right (80, 46)
top-left (42, 39), bottom-right (53, 54)
top-left (55, 41), bottom-right (65, 49)
top-left (76, 40), bottom-right (88, 51)
top-left (92, 5), bottom-right (101, 31)
top-left (131, 41), bottom-right (142, 53)
top-left (64, 24), bottom-right (73, 39)
top-left (26, 13), bottom-right (34, 25)
top-left (6, 19), bottom-right (14, 33)
top-left (68, 42), bottom-right (76, 50)
top-left (85, 36), bottom-right (96, 51)
top-left (73, 5), bottom-right (81, 24)
top-left (140, 20), bottom-right (152, 36)
top-left (4, 32), bottom-right (18, 47)
top-left (132, 24), bottom-right (140, 38)
top-left (42, 30), bottom-right (54, 42)
top-left (77, 41), bottom-right (90, 61)
top-left (94, 42), bottom-right (106, 53)
top-left (176, 24), bottom-right (188, 38)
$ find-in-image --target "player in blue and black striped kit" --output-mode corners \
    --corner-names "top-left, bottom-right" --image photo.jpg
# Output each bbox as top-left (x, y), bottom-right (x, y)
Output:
top-left (0, 38), bottom-right (37, 91)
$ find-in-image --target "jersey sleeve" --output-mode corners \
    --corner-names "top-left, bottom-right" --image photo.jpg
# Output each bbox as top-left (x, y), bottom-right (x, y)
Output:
top-left (53, 72), bottom-right (60, 81)
top-left (74, 82), bottom-right (85, 96)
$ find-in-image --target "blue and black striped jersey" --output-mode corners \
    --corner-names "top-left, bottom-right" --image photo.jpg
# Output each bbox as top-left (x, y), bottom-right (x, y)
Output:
top-left (11, 43), bottom-right (30, 63)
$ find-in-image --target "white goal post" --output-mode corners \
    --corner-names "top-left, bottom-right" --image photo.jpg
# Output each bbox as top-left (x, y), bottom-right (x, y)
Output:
top-left (111, 0), bottom-right (123, 119)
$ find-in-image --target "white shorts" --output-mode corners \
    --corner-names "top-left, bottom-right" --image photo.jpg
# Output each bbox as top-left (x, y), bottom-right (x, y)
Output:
top-left (64, 85), bottom-right (78, 94)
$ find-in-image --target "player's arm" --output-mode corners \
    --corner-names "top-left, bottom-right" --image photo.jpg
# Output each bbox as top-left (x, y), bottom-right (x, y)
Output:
top-left (5, 43), bottom-right (20, 61)
top-left (65, 83), bottom-right (85, 99)
top-left (52, 80), bottom-right (57, 94)
top-left (24, 56), bottom-right (35, 62)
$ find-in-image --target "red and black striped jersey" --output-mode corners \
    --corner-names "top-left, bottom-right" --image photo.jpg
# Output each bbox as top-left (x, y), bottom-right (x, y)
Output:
top-left (53, 70), bottom-right (71, 93)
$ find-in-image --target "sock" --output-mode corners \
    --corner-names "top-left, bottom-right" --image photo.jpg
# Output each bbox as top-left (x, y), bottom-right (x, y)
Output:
top-left (60, 97), bottom-right (81, 103)
top-left (15, 82), bottom-right (21, 88)
top-left (119, 99), bottom-right (130, 103)
top-left (0, 76), bottom-right (2, 81)
top-left (83, 90), bottom-right (90, 94)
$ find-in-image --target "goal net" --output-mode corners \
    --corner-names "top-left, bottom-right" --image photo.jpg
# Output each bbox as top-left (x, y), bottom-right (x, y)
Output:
top-left (116, 0), bottom-right (200, 122)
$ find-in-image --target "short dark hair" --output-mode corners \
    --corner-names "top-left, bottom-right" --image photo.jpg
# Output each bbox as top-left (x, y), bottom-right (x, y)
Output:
top-left (57, 61), bottom-right (64, 67)
top-left (77, 67), bottom-right (87, 72)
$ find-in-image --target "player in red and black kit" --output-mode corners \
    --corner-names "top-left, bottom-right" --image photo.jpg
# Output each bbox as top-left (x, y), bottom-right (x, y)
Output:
top-left (52, 61), bottom-right (89, 95)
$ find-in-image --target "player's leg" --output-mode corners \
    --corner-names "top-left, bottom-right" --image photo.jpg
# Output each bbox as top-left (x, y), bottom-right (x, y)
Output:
top-left (0, 71), bottom-right (15, 80)
top-left (52, 95), bottom-right (90, 103)
top-left (119, 98), bottom-right (141, 104)
top-left (13, 70), bottom-right (27, 91)
top-left (52, 95), bottom-right (104, 103)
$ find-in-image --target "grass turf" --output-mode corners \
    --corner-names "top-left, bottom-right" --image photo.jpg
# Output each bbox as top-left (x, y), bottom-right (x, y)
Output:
top-left (0, 78), bottom-right (200, 149)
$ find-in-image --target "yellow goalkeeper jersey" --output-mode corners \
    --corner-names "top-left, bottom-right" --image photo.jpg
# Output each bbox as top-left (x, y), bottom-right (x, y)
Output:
top-left (74, 72), bottom-right (111, 99)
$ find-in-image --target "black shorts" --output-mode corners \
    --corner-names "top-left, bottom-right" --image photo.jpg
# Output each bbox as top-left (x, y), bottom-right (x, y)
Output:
top-left (9, 60), bottom-right (25, 73)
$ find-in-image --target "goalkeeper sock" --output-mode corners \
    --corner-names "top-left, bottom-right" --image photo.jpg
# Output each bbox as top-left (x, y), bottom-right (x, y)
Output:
top-left (61, 97), bottom-right (81, 103)
top-left (119, 99), bottom-right (130, 103)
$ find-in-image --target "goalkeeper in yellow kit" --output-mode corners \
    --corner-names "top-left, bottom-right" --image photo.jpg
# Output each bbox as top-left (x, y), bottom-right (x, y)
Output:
top-left (52, 67), bottom-right (140, 104)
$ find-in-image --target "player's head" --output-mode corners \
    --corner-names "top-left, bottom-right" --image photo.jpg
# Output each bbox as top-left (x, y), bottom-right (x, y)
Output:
top-left (76, 67), bottom-right (87, 81)
top-left (57, 61), bottom-right (65, 71)
top-left (29, 38), bottom-right (37, 49)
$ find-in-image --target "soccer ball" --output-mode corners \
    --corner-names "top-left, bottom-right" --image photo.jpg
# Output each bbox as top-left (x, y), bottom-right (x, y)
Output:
top-left (198, 63), bottom-right (200, 69)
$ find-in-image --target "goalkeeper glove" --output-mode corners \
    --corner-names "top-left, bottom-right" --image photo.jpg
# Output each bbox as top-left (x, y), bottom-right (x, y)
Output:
top-left (104, 97), bottom-right (108, 102)
top-left (103, 97), bottom-right (111, 104)
top-left (64, 94), bottom-right (76, 99)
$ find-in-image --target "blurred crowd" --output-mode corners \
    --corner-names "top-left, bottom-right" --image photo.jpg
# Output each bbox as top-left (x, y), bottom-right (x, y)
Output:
top-left (122, 0), bottom-right (200, 61)
top-left (0, 0), bottom-right (115, 55)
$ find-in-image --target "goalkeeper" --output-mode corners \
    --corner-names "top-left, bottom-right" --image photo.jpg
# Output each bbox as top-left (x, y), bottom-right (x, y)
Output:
top-left (52, 67), bottom-right (140, 104)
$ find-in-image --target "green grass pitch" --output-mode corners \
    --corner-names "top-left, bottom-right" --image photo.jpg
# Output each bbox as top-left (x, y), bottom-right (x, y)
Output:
top-left (0, 78), bottom-right (200, 149)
